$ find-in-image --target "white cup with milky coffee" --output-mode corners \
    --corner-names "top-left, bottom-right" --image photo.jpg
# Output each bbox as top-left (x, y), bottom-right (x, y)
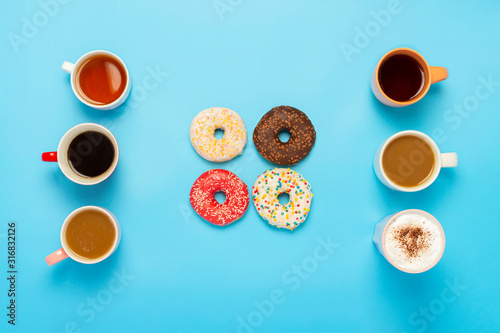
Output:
top-left (373, 209), bottom-right (445, 274)
top-left (374, 130), bottom-right (457, 192)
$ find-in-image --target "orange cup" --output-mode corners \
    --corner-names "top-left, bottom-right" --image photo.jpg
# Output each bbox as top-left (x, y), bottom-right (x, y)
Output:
top-left (371, 48), bottom-right (448, 107)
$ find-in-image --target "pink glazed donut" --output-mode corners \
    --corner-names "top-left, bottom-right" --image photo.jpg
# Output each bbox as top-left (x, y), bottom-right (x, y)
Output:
top-left (189, 169), bottom-right (249, 226)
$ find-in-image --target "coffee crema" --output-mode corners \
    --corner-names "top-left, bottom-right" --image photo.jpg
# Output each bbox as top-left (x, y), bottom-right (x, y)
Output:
top-left (65, 209), bottom-right (116, 260)
top-left (379, 54), bottom-right (425, 102)
top-left (75, 54), bottom-right (127, 105)
top-left (382, 135), bottom-right (435, 188)
top-left (384, 212), bottom-right (443, 273)
top-left (68, 131), bottom-right (115, 178)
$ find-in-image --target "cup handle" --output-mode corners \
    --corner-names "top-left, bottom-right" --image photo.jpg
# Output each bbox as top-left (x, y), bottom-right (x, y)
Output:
top-left (42, 152), bottom-right (58, 162)
top-left (441, 152), bottom-right (458, 168)
top-left (62, 61), bottom-right (75, 74)
top-left (45, 248), bottom-right (69, 266)
top-left (430, 66), bottom-right (448, 84)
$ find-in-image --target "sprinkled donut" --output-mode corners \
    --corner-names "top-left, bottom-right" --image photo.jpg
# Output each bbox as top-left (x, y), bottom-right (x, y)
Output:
top-left (190, 107), bottom-right (247, 162)
top-left (190, 169), bottom-right (249, 226)
top-left (253, 106), bottom-right (316, 165)
top-left (252, 168), bottom-right (313, 230)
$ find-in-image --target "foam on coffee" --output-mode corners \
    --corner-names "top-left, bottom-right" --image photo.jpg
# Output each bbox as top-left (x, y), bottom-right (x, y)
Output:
top-left (384, 212), bottom-right (444, 272)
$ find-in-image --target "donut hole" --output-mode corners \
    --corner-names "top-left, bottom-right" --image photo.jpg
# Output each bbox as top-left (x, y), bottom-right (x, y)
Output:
top-left (214, 128), bottom-right (225, 140)
top-left (214, 191), bottom-right (226, 204)
top-left (277, 192), bottom-right (290, 205)
top-left (278, 129), bottom-right (291, 143)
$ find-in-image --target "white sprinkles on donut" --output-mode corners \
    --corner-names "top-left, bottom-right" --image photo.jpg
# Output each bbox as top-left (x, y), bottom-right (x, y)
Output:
top-left (252, 168), bottom-right (313, 230)
top-left (190, 107), bottom-right (247, 162)
top-left (190, 169), bottom-right (249, 226)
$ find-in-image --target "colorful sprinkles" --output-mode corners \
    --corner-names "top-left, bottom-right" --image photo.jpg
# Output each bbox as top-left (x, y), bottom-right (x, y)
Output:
top-left (190, 107), bottom-right (247, 162)
top-left (252, 168), bottom-right (313, 231)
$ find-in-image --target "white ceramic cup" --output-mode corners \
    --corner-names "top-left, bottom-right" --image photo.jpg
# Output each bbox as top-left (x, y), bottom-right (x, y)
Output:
top-left (374, 130), bottom-right (457, 192)
top-left (45, 206), bottom-right (121, 266)
top-left (373, 209), bottom-right (445, 274)
top-left (42, 123), bottom-right (119, 185)
top-left (62, 50), bottom-right (131, 110)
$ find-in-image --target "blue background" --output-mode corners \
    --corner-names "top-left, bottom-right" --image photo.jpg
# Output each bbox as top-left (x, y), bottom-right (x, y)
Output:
top-left (1, 1), bottom-right (500, 332)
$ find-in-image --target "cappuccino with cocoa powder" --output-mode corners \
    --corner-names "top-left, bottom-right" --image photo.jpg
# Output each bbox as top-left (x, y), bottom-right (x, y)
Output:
top-left (383, 211), bottom-right (445, 273)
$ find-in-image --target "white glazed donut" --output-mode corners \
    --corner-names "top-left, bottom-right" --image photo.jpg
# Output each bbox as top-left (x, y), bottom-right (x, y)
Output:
top-left (252, 168), bottom-right (313, 230)
top-left (190, 107), bottom-right (247, 162)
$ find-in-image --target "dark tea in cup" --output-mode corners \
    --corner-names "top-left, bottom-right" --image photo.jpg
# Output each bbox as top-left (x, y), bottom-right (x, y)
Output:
top-left (74, 54), bottom-right (128, 105)
top-left (378, 54), bottom-right (425, 102)
top-left (371, 48), bottom-right (448, 107)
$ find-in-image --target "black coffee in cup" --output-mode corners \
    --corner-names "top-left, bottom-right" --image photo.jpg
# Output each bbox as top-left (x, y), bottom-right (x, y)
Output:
top-left (378, 54), bottom-right (425, 102)
top-left (68, 131), bottom-right (115, 178)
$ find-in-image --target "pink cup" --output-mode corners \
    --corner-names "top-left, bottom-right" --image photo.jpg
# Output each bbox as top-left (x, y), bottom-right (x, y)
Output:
top-left (45, 206), bottom-right (121, 266)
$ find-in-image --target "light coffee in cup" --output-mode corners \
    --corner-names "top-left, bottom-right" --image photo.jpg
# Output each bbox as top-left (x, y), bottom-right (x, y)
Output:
top-left (373, 209), bottom-right (445, 273)
top-left (374, 130), bottom-right (457, 192)
top-left (45, 206), bottom-right (121, 266)
top-left (382, 134), bottom-right (435, 187)
top-left (65, 208), bottom-right (117, 260)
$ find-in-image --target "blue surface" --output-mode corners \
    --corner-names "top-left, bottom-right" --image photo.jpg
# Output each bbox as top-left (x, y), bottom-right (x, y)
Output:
top-left (1, 1), bottom-right (500, 332)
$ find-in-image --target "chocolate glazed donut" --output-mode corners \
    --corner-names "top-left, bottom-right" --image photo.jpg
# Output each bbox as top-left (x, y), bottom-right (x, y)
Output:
top-left (253, 106), bottom-right (316, 165)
